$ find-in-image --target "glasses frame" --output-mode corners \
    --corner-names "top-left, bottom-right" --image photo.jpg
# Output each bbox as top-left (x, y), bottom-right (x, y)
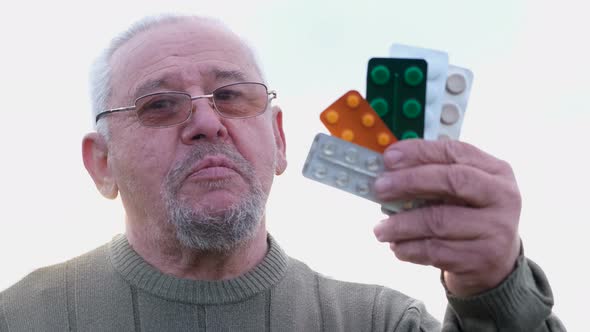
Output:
top-left (95, 82), bottom-right (277, 128)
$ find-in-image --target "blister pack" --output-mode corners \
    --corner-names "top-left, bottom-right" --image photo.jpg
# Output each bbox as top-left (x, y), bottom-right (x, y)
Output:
top-left (319, 90), bottom-right (397, 153)
top-left (437, 65), bottom-right (474, 140)
top-left (303, 45), bottom-right (473, 215)
top-left (302, 133), bottom-right (421, 213)
top-left (366, 58), bottom-right (428, 140)
top-left (389, 44), bottom-right (449, 141)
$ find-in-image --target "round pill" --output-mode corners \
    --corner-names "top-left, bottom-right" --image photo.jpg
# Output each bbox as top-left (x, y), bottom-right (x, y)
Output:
top-left (344, 148), bottom-right (358, 163)
top-left (356, 182), bottom-right (370, 195)
top-left (341, 129), bottom-right (354, 141)
top-left (402, 131), bottom-right (419, 140)
top-left (325, 110), bottom-right (339, 124)
top-left (346, 94), bottom-right (361, 108)
top-left (404, 66), bottom-right (424, 86)
top-left (370, 98), bottom-right (388, 116)
top-left (446, 73), bottom-right (467, 95)
top-left (335, 172), bottom-right (349, 187)
top-left (370, 65), bottom-right (390, 85)
top-left (365, 156), bottom-right (380, 172)
top-left (321, 143), bottom-right (336, 156)
top-left (377, 132), bottom-right (391, 146)
top-left (402, 99), bottom-right (422, 119)
top-left (361, 114), bottom-right (375, 127)
top-left (313, 165), bottom-right (327, 179)
top-left (441, 103), bottom-right (460, 125)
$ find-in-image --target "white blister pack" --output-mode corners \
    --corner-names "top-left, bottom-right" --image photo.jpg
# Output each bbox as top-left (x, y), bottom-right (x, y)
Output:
top-left (389, 44), bottom-right (449, 141)
top-left (302, 133), bottom-right (419, 213)
top-left (438, 65), bottom-right (474, 140)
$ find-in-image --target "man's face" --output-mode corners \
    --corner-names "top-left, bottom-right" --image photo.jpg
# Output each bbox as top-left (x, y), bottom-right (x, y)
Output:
top-left (102, 20), bottom-right (286, 250)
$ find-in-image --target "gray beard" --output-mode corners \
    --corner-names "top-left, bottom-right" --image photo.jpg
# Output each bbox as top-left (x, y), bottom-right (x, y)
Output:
top-left (162, 143), bottom-right (268, 253)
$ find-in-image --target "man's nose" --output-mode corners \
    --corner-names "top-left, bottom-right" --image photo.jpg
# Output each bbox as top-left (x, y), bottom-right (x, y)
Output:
top-left (180, 98), bottom-right (229, 144)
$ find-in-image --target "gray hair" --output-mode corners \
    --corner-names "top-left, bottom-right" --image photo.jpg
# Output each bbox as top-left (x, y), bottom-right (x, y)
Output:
top-left (89, 14), bottom-right (265, 139)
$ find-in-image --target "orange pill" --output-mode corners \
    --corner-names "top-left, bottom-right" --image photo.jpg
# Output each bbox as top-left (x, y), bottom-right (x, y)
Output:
top-left (361, 113), bottom-right (375, 127)
top-left (325, 110), bottom-right (339, 124)
top-left (377, 132), bottom-right (391, 146)
top-left (341, 129), bottom-right (354, 141)
top-left (346, 94), bottom-right (360, 108)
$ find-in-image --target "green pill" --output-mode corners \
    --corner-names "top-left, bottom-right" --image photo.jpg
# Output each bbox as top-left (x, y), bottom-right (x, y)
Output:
top-left (404, 66), bottom-right (424, 86)
top-left (402, 99), bottom-right (422, 118)
top-left (401, 131), bottom-right (419, 140)
top-left (370, 98), bottom-right (389, 116)
top-left (370, 65), bottom-right (391, 85)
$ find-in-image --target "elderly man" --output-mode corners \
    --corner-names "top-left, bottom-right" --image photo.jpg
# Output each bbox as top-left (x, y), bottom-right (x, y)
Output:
top-left (0, 15), bottom-right (564, 331)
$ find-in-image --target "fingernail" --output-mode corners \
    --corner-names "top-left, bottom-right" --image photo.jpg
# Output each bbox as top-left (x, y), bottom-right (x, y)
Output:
top-left (384, 150), bottom-right (403, 168)
top-left (373, 225), bottom-right (382, 240)
top-left (373, 221), bottom-right (386, 241)
top-left (373, 177), bottom-right (390, 193)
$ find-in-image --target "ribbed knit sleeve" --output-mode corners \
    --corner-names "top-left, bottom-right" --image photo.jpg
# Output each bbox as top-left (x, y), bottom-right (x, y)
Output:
top-left (442, 255), bottom-right (566, 331)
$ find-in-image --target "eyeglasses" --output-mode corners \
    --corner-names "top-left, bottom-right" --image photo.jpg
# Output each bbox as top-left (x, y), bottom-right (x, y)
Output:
top-left (95, 82), bottom-right (277, 128)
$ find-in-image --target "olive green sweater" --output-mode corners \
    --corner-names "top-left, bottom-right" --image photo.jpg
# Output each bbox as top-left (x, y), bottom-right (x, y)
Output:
top-left (0, 235), bottom-right (564, 331)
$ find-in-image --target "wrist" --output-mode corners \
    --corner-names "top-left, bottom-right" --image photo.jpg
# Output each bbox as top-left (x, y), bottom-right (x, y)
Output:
top-left (443, 239), bottom-right (522, 297)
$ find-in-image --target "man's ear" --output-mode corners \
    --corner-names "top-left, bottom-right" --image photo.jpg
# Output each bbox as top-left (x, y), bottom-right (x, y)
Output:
top-left (82, 133), bottom-right (119, 199)
top-left (271, 105), bottom-right (287, 175)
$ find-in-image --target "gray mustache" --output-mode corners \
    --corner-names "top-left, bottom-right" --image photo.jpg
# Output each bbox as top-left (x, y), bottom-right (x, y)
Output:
top-left (164, 143), bottom-right (255, 194)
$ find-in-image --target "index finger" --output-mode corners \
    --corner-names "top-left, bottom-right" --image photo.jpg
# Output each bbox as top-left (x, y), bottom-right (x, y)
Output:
top-left (383, 139), bottom-right (512, 176)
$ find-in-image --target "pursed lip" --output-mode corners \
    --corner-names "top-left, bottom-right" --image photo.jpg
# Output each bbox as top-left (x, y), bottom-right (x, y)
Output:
top-left (185, 155), bottom-right (242, 181)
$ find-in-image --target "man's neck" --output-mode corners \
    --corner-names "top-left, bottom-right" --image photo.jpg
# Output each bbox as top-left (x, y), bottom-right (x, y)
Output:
top-left (125, 223), bottom-right (269, 281)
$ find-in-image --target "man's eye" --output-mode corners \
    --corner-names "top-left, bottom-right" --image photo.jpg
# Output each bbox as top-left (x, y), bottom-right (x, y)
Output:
top-left (145, 98), bottom-right (177, 110)
top-left (215, 89), bottom-right (242, 101)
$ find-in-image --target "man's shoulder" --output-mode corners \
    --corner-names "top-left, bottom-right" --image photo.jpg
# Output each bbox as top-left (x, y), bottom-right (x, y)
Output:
top-left (2, 260), bottom-right (67, 301)
top-left (0, 241), bottom-right (117, 330)
top-left (0, 241), bottom-right (111, 311)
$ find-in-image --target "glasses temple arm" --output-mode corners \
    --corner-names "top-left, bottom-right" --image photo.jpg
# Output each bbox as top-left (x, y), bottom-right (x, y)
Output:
top-left (95, 106), bottom-right (135, 123)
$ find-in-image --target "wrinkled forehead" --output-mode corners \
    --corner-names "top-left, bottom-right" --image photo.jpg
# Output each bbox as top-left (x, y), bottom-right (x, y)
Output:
top-left (109, 20), bottom-right (261, 102)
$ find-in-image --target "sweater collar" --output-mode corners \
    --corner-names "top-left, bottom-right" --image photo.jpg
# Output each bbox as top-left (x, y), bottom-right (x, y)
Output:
top-left (109, 234), bottom-right (289, 305)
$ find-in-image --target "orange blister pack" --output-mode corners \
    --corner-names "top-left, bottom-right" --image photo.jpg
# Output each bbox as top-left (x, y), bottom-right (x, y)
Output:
top-left (320, 90), bottom-right (397, 153)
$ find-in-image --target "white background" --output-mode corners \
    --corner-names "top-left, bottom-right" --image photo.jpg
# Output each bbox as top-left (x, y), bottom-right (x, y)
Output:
top-left (0, 0), bottom-right (588, 329)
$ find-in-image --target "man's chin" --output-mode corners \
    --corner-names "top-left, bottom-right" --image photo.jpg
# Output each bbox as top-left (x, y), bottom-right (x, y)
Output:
top-left (168, 194), bottom-right (264, 252)
top-left (164, 174), bottom-right (268, 252)
top-left (181, 191), bottom-right (244, 214)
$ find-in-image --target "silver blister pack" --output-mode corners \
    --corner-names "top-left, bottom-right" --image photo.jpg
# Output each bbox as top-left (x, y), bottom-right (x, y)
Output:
top-left (302, 133), bottom-right (410, 213)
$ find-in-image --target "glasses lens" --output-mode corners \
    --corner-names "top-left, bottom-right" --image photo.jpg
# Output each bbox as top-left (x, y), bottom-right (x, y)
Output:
top-left (136, 93), bottom-right (191, 127)
top-left (213, 83), bottom-right (268, 118)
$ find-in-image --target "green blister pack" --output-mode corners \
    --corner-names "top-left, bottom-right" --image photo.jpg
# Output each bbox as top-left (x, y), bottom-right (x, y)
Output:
top-left (366, 58), bottom-right (428, 140)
